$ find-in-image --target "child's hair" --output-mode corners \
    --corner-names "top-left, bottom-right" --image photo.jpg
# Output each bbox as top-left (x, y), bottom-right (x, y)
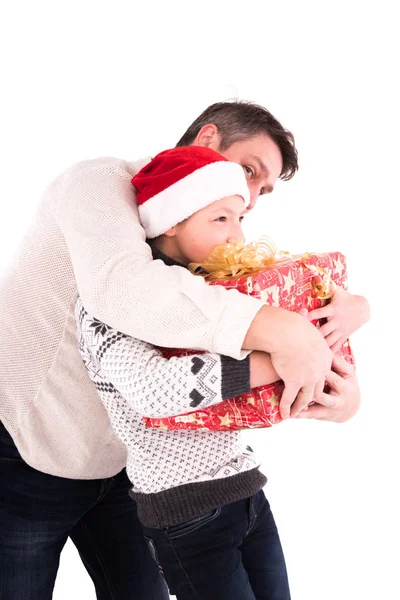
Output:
top-left (176, 100), bottom-right (298, 182)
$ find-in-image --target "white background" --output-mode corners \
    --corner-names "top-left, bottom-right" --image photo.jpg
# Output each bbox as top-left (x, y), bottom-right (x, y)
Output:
top-left (1, 1), bottom-right (399, 599)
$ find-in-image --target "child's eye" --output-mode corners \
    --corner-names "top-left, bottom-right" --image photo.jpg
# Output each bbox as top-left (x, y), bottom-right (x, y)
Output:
top-left (243, 165), bottom-right (254, 178)
top-left (215, 216), bottom-right (227, 222)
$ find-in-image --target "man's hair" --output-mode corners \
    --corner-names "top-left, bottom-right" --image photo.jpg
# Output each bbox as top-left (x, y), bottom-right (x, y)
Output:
top-left (176, 100), bottom-right (298, 181)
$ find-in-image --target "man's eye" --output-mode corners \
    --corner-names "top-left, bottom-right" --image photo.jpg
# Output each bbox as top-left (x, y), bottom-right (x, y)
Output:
top-left (243, 165), bottom-right (254, 177)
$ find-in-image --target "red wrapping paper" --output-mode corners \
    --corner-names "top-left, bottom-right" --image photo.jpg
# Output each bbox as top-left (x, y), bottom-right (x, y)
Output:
top-left (144, 251), bottom-right (355, 431)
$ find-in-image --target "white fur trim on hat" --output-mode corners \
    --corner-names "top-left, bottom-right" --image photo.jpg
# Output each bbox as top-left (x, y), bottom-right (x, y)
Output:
top-left (139, 161), bottom-right (250, 239)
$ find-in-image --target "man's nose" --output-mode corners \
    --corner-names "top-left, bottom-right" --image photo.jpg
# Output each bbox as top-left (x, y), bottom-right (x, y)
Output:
top-left (245, 184), bottom-right (259, 211)
top-left (247, 195), bottom-right (258, 211)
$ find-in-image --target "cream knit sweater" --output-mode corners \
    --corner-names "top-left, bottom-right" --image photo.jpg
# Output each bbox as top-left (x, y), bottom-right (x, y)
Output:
top-left (0, 156), bottom-right (262, 479)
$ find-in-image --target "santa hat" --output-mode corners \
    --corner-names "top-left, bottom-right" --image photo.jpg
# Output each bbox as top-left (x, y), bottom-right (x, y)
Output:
top-left (132, 146), bottom-right (250, 239)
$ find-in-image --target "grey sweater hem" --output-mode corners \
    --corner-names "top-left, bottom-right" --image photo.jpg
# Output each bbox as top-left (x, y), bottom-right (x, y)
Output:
top-left (130, 467), bottom-right (267, 528)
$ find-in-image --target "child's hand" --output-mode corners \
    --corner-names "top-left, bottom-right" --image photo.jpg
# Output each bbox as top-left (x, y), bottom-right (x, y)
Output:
top-left (301, 287), bottom-right (370, 353)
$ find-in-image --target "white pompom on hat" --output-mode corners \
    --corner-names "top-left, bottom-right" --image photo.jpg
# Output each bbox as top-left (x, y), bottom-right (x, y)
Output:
top-left (132, 146), bottom-right (250, 239)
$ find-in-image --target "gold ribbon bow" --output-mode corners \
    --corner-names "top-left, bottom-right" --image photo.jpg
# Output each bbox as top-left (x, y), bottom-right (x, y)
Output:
top-left (189, 237), bottom-right (336, 299)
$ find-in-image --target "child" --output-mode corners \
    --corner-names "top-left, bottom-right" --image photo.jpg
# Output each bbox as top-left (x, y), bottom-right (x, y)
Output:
top-left (76, 146), bottom-right (362, 600)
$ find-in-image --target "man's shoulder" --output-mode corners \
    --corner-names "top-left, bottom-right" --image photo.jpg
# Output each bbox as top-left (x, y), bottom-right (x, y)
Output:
top-left (63, 155), bottom-right (151, 182)
top-left (46, 155), bottom-right (152, 211)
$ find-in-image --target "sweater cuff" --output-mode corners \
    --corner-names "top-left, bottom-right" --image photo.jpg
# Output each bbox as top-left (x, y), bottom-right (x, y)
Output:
top-left (212, 291), bottom-right (263, 360)
top-left (221, 355), bottom-right (251, 400)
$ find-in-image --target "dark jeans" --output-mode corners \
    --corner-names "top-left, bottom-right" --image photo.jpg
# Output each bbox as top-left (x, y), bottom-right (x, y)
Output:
top-left (142, 490), bottom-right (291, 600)
top-left (0, 422), bottom-right (169, 600)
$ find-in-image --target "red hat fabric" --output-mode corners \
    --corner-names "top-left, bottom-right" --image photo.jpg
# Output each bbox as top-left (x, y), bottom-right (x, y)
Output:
top-left (132, 146), bottom-right (250, 239)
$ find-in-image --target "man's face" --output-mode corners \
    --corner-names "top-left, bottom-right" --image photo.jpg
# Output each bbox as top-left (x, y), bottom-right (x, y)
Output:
top-left (208, 134), bottom-right (283, 210)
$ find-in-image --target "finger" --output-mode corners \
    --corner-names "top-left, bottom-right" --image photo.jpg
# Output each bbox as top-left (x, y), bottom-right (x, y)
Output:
top-left (331, 336), bottom-right (347, 354)
top-left (318, 320), bottom-right (336, 338)
top-left (307, 305), bottom-right (334, 321)
top-left (313, 391), bottom-right (337, 408)
top-left (290, 386), bottom-right (315, 417)
top-left (295, 405), bottom-right (337, 421)
top-left (325, 330), bottom-right (343, 348)
top-left (324, 369), bottom-right (348, 394)
top-left (331, 354), bottom-right (355, 378)
top-left (313, 378), bottom-right (326, 399)
top-left (297, 308), bottom-right (308, 318)
top-left (279, 385), bottom-right (298, 420)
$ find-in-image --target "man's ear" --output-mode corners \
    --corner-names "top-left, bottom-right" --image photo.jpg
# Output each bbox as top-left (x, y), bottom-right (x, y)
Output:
top-left (193, 124), bottom-right (221, 150)
top-left (163, 226), bottom-right (177, 238)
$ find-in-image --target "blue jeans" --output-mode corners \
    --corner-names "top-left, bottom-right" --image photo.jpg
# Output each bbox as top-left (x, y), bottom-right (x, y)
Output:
top-left (0, 422), bottom-right (169, 600)
top-left (142, 490), bottom-right (291, 600)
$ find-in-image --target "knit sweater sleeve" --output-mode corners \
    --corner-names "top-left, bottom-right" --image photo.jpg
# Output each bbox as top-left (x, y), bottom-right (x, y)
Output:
top-left (76, 298), bottom-right (251, 418)
top-left (53, 157), bottom-right (262, 360)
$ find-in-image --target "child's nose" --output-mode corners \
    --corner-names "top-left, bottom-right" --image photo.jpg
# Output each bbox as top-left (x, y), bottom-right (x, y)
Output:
top-left (227, 232), bottom-right (245, 244)
top-left (227, 222), bottom-right (245, 244)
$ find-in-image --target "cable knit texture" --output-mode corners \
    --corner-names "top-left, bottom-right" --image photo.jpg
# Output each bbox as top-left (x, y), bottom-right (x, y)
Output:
top-left (0, 156), bottom-right (262, 479)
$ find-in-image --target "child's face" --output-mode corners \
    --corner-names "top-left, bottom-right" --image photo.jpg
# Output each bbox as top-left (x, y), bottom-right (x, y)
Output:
top-left (166, 195), bottom-right (246, 265)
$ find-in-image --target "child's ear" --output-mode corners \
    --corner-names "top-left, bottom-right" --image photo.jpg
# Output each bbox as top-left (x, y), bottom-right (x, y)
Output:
top-left (163, 226), bottom-right (177, 238)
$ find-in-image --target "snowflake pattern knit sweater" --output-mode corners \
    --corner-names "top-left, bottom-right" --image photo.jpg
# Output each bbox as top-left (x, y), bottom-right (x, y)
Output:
top-left (76, 250), bottom-right (267, 528)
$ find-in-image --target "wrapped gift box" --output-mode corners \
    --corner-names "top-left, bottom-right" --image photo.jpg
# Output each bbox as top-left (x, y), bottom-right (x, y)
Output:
top-left (144, 243), bottom-right (355, 431)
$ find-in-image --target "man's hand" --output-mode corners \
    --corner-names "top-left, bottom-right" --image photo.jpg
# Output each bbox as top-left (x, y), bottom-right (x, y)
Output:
top-left (244, 305), bottom-right (333, 420)
top-left (295, 355), bottom-right (360, 422)
top-left (304, 288), bottom-right (370, 353)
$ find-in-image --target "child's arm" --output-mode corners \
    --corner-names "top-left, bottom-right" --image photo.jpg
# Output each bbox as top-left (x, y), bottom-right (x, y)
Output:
top-left (76, 299), bottom-right (277, 419)
top-left (302, 288), bottom-right (370, 353)
top-left (249, 351), bottom-right (279, 388)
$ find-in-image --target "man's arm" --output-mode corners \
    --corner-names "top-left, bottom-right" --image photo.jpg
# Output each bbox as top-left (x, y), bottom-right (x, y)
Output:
top-left (55, 157), bottom-right (332, 412)
top-left (76, 299), bottom-right (280, 418)
top-left (54, 157), bottom-right (261, 359)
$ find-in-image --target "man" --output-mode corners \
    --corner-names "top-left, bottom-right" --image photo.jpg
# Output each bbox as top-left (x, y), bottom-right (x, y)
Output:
top-left (0, 101), bottom-right (365, 599)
